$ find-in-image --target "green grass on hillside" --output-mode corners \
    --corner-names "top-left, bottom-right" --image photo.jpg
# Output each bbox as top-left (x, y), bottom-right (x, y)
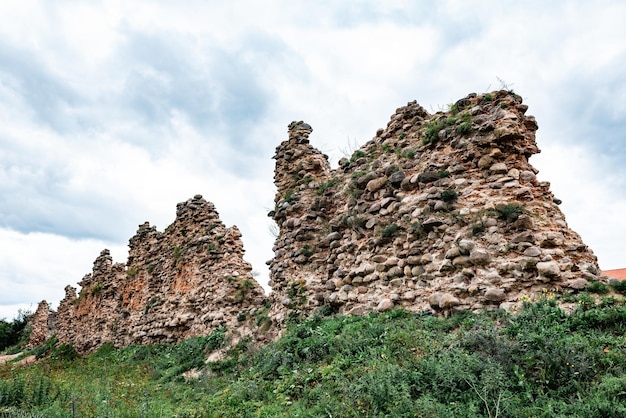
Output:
top-left (1, 296), bottom-right (626, 417)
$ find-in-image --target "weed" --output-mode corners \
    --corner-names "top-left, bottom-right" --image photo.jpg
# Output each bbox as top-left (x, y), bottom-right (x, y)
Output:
top-left (283, 191), bottom-right (297, 203)
top-left (143, 297), bottom-right (161, 314)
top-left (380, 223), bottom-right (399, 238)
top-left (440, 190), bottom-right (458, 203)
top-left (234, 278), bottom-right (257, 303)
top-left (456, 121), bottom-right (472, 135)
top-left (497, 77), bottom-right (515, 94)
top-left (587, 281), bottom-right (610, 295)
top-left (496, 204), bottom-right (524, 222)
top-left (173, 246), bottom-right (184, 260)
top-left (351, 170), bottom-right (367, 180)
top-left (609, 280), bottom-right (626, 295)
top-left (317, 178), bottom-right (338, 195)
top-left (127, 266), bottom-right (140, 278)
top-left (350, 150), bottom-right (366, 163)
top-left (301, 245), bottom-right (315, 257)
top-left (4, 303), bottom-right (626, 416)
top-left (403, 149), bottom-right (416, 159)
top-left (423, 119), bottom-right (444, 144)
top-left (472, 224), bottom-right (485, 235)
top-left (381, 143), bottom-right (393, 153)
top-left (438, 170), bottom-right (450, 178)
top-left (90, 283), bottom-right (104, 296)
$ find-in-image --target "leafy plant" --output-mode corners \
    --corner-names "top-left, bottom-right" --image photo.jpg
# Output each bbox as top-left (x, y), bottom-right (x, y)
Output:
top-left (0, 310), bottom-right (31, 351)
top-left (609, 280), bottom-right (626, 295)
top-left (350, 150), bottom-right (366, 163)
top-left (423, 119), bottom-right (444, 144)
top-left (587, 281), bottom-right (610, 295)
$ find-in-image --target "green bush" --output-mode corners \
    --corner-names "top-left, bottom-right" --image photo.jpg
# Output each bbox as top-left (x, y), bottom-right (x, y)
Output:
top-left (496, 203), bottom-right (524, 222)
top-left (441, 190), bottom-right (458, 203)
top-left (0, 310), bottom-right (30, 352)
top-left (380, 223), bottom-right (399, 238)
top-left (456, 121), bottom-right (472, 135)
top-left (317, 178), bottom-right (338, 195)
top-left (610, 280), bottom-right (626, 295)
top-left (587, 281), bottom-right (610, 295)
top-left (3, 302), bottom-right (626, 416)
top-left (350, 150), bottom-right (365, 163)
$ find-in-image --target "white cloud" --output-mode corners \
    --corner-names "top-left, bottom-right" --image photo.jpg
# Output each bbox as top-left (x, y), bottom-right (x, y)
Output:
top-left (0, 228), bottom-right (127, 312)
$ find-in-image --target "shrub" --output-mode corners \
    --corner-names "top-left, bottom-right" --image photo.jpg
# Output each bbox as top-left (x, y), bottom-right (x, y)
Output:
top-left (609, 280), bottom-right (626, 295)
top-left (380, 223), bottom-right (399, 238)
top-left (440, 190), bottom-right (458, 203)
top-left (456, 121), bottom-right (472, 135)
top-left (472, 224), bottom-right (485, 235)
top-left (173, 246), bottom-right (184, 260)
top-left (587, 281), bottom-right (610, 295)
top-left (50, 343), bottom-right (79, 362)
top-left (317, 178), bottom-right (338, 195)
top-left (350, 150), bottom-right (365, 163)
top-left (301, 245), bottom-right (315, 257)
top-left (496, 204), bottom-right (524, 222)
top-left (0, 310), bottom-right (30, 351)
top-left (423, 120), bottom-right (444, 144)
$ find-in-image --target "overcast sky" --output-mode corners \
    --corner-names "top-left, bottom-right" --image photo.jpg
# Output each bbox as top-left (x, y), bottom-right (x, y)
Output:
top-left (1, 1), bottom-right (625, 320)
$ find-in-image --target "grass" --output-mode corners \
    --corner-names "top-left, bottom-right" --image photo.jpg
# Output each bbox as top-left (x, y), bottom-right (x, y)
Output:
top-left (2, 299), bottom-right (626, 417)
top-left (316, 178), bottom-right (338, 195)
top-left (495, 203), bottom-right (524, 222)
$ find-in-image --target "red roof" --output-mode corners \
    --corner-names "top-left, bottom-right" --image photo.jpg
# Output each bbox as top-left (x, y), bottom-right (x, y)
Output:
top-left (603, 268), bottom-right (626, 280)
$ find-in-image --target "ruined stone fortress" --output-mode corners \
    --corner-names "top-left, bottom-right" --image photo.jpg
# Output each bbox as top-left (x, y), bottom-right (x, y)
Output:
top-left (27, 90), bottom-right (608, 353)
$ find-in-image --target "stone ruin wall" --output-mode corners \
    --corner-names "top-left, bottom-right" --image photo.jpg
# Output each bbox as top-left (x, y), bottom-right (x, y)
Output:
top-left (267, 90), bottom-right (605, 324)
top-left (28, 90), bottom-right (610, 352)
top-left (35, 195), bottom-right (269, 354)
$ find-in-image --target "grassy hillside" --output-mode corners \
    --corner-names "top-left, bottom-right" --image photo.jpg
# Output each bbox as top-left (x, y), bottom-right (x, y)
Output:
top-left (1, 295), bottom-right (626, 417)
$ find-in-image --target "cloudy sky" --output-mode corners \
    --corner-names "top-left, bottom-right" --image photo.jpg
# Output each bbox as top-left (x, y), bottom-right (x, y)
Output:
top-left (1, 1), bottom-right (625, 319)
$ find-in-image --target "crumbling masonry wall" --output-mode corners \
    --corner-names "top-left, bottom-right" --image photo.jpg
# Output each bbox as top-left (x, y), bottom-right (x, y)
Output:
top-left (27, 90), bottom-right (610, 352)
top-left (268, 90), bottom-right (604, 323)
top-left (49, 195), bottom-right (268, 354)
